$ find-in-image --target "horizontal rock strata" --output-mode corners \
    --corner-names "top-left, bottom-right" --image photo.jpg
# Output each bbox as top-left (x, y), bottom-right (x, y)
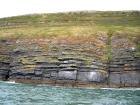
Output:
top-left (0, 38), bottom-right (140, 88)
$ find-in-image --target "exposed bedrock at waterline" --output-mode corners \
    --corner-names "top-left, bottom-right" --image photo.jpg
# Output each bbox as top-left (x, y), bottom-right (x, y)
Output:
top-left (0, 37), bottom-right (140, 88)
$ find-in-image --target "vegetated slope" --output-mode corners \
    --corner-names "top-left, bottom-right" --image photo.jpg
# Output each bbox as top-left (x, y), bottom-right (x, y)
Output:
top-left (0, 11), bottom-right (140, 39)
top-left (0, 11), bottom-right (140, 59)
top-left (0, 11), bottom-right (140, 87)
top-left (0, 11), bottom-right (140, 58)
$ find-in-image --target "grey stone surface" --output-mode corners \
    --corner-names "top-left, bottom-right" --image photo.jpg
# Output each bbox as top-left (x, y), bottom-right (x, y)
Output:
top-left (34, 70), bottom-right (42, 75)
top-left (58, 70), bottom-right (77, 80)
top-left (109, 73), bottom-right (121, 84)
top-left (77, 71), bottom-right (108, 82)
top-left (121, 71), bottom-right (140, 85)
top-left (32, 76), bottom-right (42, 80)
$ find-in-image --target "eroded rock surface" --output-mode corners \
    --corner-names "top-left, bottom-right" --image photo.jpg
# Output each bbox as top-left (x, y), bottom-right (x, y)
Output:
top-left (0, 36), bottom-right (139, 88)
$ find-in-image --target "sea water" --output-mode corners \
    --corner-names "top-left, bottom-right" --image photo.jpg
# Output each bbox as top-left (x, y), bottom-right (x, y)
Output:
top-left (0, 81), bottom-right (140, 105)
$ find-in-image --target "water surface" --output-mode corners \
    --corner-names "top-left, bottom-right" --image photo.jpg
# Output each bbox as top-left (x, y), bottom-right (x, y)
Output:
top-left (0, 81), bottom-right (140, 105)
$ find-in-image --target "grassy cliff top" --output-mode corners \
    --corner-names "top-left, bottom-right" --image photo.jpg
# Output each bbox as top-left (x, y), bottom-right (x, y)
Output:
top-left (0, 11), bottom-right (140, 39)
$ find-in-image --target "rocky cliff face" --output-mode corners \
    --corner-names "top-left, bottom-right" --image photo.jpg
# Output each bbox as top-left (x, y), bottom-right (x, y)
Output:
top-left (0, 35), bottom-right (140, 88)
top-left (109, 55), bottom-right (140, 87)
top-left (0, 40), bottom-right (13, 80)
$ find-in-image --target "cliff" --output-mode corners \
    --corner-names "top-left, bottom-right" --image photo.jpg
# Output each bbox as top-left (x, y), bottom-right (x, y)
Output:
top-left (0, 11), bottom-right (140, 87)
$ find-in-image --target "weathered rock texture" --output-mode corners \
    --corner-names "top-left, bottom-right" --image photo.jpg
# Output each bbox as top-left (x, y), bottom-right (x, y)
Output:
top-left (109, 49), bottom-right (140, 87)
top-left (0, 40), bottom-right (13, 80)
top-left (0, 36), bottom-right (140, 88)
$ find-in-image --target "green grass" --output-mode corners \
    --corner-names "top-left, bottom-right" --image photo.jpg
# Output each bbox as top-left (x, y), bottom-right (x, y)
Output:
top-left (0, 11), bottom-right (140, 39)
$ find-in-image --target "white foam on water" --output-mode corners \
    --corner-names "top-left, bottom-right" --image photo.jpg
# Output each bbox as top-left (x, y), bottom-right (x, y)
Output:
top-left (37, 84), bottom-right (140, 91)
top-left (5, 81), bottom-right (16, 84)
top-left (0, 80), bottom-right (19, 84)
top-left (100, 88), bottom-right (140, 90)
top-left (73, 86), bottom-right (140, 91)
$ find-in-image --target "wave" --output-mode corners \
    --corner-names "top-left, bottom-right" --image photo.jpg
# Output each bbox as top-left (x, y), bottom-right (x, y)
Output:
top-left (72, 87), bottom-right (140, 91)
top-left (100, 88), bottom-right (140, 90)
top-left (0, 80), bottom-right (19, 84)
top-left (5, 81), bottom-right (16, 84)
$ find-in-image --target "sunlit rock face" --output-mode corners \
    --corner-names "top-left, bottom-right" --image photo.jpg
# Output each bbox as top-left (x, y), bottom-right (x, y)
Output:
top-left (58, 71), bottom-right (77, 80)
top-left (57, 70), bottom-right (108, 82)
top-left (77, 71), bottom-right (108, 82)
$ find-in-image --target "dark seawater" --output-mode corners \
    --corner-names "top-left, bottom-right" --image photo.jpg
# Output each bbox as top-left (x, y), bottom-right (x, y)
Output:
top-left (0, 81), bottom-right (140, 105)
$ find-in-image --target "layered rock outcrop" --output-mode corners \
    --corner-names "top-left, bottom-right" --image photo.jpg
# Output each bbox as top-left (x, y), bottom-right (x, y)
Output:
top-left (0, 35), bottom-right (139, 88)
top-left (0, 40), bottom-right (13, 80)
top-left (109, 49), bottom-right (140, 87)
top-left (9, 37), bottom-right (108, 86)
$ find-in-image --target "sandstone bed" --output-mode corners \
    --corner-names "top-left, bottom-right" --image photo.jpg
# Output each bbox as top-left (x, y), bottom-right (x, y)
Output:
top-left (0, 34), bottom-right (139, 88)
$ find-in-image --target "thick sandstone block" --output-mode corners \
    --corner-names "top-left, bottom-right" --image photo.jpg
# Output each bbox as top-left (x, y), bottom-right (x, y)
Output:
top-left (109, 73), bottom-right (121, 85)
top-left (77, 70), bottom-right (108, 82)
top-left (121, 71), bottom-right (140, 86)
top-left (58, 70), bottom-right (77, 80)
